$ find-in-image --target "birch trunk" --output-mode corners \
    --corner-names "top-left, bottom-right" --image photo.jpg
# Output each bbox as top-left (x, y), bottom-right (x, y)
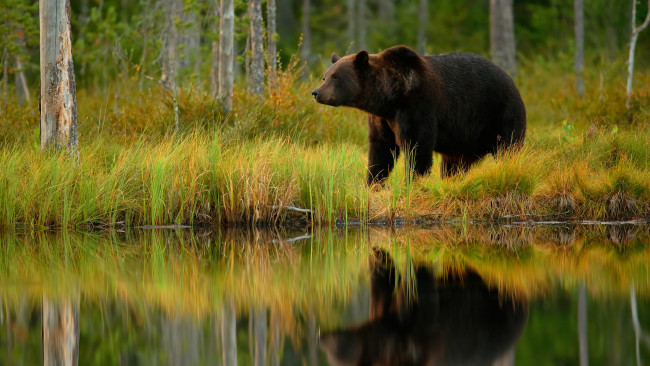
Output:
top-left (42, 295), bottom-right (79, 366)
top-left (626, 0), bottom-right (650, 110)
top-left (219, 0), bottom-right (235, 112)
top-left (347, 0), bottom-right (355, 47)
top-left (2, 45), bottom-right (7, 111)
top-left (575, 0), bottom-right (585, 96)
top-left (162, 0), bottom-right (180, 128)
top-left (301, 0), bottom-right (311, 69)
top-left (490, 0), bottom-right (517, 76)
top-left (39, 0), bottom-right (78, 152)
top-left (211, 3), bottom-right (220, 97)
top-left (358, 0), bottom-right (367, 50)
top-left (267, 0), bottom-right (277, 89)
top-left (417, 0), bottom-right (428, 54)
top-left (15, 56), bottom-right (31, 105)
top-left (249, 0), bottom-right (265, 95)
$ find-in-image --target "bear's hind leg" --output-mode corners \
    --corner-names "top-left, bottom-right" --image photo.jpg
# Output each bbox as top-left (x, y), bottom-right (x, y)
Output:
top-left (367, 116), bottom-right (399, 186)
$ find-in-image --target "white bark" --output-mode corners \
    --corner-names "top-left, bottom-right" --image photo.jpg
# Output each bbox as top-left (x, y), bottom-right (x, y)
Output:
top-left (267, 0), bottom-right (277, 89)
top-left (15, 56), bottom-right (31, 105)
top-left (219, 0), bottom-right (235, 112)
top-left (301, 0), bottom-right (311, 68)
top-left (347, 0), bottom-right (355, 47)
top-left (575, 0), bottom-right (585, 96)
top-left (250, 0), bottom-right (265, 95)
top-left (490, 0), bottom-right (517, 76)
top-left (162, 0), bottom-right (180, 128)
top-left (40, 0), bottom-right (78, 152)
top-left (211, 3), bottom-right (220, 97)
top-left (358, 0), bottom-right (367, 50)
top-left (626, 0), bottom-right (650, 110)
top-left (417, 0), bottom-right (428, 54)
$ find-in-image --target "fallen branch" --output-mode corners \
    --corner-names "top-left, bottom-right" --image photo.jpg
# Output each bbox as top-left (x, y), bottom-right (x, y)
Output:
top-left (269, 205), bottom-right (312, 214)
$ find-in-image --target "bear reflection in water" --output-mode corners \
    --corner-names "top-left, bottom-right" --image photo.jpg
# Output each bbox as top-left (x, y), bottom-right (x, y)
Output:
top-left (320, 249), bottom-right (528, 366)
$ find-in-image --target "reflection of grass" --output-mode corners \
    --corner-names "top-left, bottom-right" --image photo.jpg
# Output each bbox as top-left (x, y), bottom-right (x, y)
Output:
top-left (1, 225), bottom-right (649, 325)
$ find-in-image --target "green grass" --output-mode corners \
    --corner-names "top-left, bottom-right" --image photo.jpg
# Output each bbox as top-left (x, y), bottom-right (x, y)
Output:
top-left (0, 56), bottom-right (649, 229)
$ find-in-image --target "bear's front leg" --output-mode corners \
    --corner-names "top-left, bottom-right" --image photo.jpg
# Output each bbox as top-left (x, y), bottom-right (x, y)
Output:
top-left (367, 115), bottom-right (399, 186)
top-left (402, 140), bottom-right (434, 180)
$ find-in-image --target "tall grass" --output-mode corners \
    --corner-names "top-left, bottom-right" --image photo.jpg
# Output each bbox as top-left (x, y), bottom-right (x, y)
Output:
top-left (0, 55), bottom-right (649, 228)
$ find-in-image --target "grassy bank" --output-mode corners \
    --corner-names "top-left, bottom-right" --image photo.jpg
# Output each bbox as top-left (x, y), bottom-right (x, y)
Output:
top-left (1, 56), bottom-right (649, 229)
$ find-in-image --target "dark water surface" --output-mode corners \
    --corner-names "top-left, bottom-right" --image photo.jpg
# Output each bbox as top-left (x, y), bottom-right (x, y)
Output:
top-left (1, 224), bottom-right (650, 365)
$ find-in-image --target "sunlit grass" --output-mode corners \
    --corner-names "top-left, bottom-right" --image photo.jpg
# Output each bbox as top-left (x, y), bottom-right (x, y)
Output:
top-left (1, 55), bottom-right (648, 228)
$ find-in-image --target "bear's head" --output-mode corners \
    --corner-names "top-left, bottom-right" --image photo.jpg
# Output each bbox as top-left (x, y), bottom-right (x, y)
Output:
top-left (312, 46), bottom-right (423, 116)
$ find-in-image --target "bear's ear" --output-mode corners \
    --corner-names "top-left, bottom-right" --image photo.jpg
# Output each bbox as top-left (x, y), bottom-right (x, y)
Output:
top-left (353, 50), bottom-right (369, 69)
top-left (331, 53), bottom-right (340, 64)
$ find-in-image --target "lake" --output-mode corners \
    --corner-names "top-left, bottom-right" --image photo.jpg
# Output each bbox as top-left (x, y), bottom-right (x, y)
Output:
top-left (1, 223), bottom-right (649, 365)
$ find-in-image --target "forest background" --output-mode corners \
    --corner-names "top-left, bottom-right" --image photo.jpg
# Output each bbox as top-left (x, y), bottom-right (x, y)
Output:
top-left (0, 0), bottom-right (649, 228)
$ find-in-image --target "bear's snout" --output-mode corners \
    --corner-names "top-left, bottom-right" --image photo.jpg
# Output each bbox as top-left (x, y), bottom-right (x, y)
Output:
top-left (311, 90), bottom-right (320, 99)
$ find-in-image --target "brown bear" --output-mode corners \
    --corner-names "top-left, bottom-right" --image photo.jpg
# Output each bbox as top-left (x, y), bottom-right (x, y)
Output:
top-left (312, 45), bottom-right (527, 185)
top-left (320, 248), bottom-right (528, 366)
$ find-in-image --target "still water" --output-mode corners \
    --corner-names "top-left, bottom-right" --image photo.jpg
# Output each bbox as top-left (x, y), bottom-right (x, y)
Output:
top-left (1, 224), bottom-right (649, 365)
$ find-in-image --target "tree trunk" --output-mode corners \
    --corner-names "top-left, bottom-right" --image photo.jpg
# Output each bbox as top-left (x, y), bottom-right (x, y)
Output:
top-left (221, 300), bottom-right (238, 366)
top-left (42, 295), bottom-right (79, 366)
top-left (15, 56), bottom-right (31, 105)
top-left (249, 0), bottom-right (265, 95)
top-left (489, 0), bottom-right (517, 76)
top-left (301, 0), bottom-right (311, 70)
top-left (219, 0), bottom-right (235, 112)
top-left (211, 3), bottom-right (220, 97)
top-left (626, 0), bottom-right (650, 111)
top-left (267, 0), bottom-right (277, 89)
top-left (358, 0), bottom-right (367, 50)
top-left (417, 0), bottom-right (428, 54)
top-left (347, 0), bottom-right (356, 48)
top-left (2, 45), bottom-right (7, 111)
top-left (39, 0), bottom-right (78, 152)
top-left (574, 0), bottom-right (585, 96)
top-left (162, 0), bottom-right (180, 128)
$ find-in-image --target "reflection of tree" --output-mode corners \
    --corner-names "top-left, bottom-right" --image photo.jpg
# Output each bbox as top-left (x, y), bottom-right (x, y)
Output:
top-left (42, 295), bottom-right (79, 366)
top-left (631, 284), bottom-right (650, 366)
top-left (221, 300), bottom-right (238, 366)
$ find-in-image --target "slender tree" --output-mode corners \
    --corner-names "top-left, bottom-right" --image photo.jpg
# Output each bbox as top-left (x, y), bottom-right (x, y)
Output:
top-left (249, 0), bottom-right (265, 95)
top-left (162, 0), bottom-right (180, 128)
top-left (626, 0), bottom-right (650, 110)
top-left (42, 295), bottom-right (79, 366)
top-left (211, 3), bottom-right (220, 97)
top-left (347, 0), bottom-right (355, 48)
top-left (575, 0), bottom-right (585, 96)
top-left (301, 0), bottom-right (311, 69)
top-left (39, 0), bottom-right (78, 152)
top-left (15, 55), bottom-right (30, 105)
top-left (219, 0), bottom-right (235, 112)
top-left (358, 0), bottom-right (368, 50)
top-left (417, 0), bottom-right (429, 54)
top-left (490, 0), bottom-right (517, 76)
top-left (267, 0), bottom-right (277, 89)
